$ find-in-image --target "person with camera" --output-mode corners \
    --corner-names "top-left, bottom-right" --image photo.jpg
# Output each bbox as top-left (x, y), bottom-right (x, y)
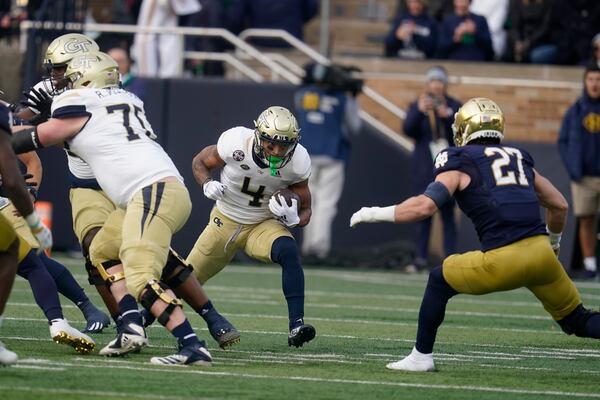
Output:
top-left (403, 66), bottom-right (461, 272)
top-left (295, 63), bottom-right (362, 264)
top-left (384, 0), bottom-right (437, 60)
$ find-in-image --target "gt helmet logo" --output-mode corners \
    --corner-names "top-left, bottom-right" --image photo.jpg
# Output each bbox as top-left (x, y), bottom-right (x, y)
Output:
top-left (69, 55), bottom-right (98, 70)
top-left (64, 39), bottom-right (94, 54)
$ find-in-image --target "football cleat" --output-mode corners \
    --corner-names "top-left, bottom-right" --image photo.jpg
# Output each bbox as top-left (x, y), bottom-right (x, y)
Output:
top-left (49, 318), bottom-right (96, 354)
top-left (208, 317), bottom-right (241, 349)
top-left (288, 321), bottom-right (316, 348)
top-left (83, 311), bottom-right (111, 333)
top-left (386, 347), bottom-right (435, 372)
top-left (99, 322), bottom-right (147, 357)
top-left (150, 341), bottom-right (212, 367)
top-left (0, 341), bottom-right (18, 366)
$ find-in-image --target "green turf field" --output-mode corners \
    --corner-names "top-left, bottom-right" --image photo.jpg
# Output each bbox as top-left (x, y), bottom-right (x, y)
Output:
top-left (1, 255), bottom-right (599, 399)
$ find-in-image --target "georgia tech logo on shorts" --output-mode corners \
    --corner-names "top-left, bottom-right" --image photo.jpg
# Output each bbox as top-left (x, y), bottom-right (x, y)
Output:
top-left (64, 39), bottom-right (93, 54)
top-left (213, 217), bottom-right (223, 227)
top-left (70, 55), bottom-right (97, 70)
top-left (233, 150), bottom-right (245, 161)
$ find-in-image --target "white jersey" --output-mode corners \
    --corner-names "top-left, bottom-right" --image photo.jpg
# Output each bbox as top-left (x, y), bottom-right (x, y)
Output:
top-left (51, 87), bottom-right (183, 208)
top-left (30, 80), bottom-right (95, 180)
top-left (216, 127), bottom-right (311, 224)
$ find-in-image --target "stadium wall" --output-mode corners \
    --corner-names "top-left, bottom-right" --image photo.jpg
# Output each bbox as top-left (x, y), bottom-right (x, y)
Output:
top-left (38, 78), bottom-right (577, 269)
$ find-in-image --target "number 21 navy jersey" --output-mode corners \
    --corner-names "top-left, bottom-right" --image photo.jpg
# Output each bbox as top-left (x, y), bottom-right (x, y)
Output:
top-left (433, 145), bottom-right (546, 251)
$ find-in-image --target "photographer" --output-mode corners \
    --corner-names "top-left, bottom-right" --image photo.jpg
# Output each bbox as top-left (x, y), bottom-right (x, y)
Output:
top-left (294, 63), bottom-right (362, 264)
top-left (403, 66), bottom-right (461, 272)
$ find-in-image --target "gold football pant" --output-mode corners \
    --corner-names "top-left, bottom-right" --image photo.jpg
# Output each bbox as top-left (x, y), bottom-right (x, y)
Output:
top-left (1, 203), bottom-right (34, 262)
top-left (69, 188), bottom-right (116, 245)
top-left (90, 180), bottom-right (191, 299)
top-left (186, 207), bottom-right (293, 284)
top-left (443, 235), bottom-right (581, 320)
top-left (0, 211), bottom-right (18, 253)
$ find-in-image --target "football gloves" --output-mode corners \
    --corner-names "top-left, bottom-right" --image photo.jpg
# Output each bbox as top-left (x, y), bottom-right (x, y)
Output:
top-left (350, 206), bottom-right (396, 227)
top-left (21, 87), bottom-right (53, 125)
top-left (203, 180), bottom-right (226, 201)
top-left (269, 195), bottom-right (300, 228)
top-left (24, 212), bottom-right (52, 252)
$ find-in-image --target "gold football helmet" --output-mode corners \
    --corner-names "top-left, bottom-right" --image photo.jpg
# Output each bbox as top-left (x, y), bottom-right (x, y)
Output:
top-left (452, 97), bottom-right (504, 147)
top-left (65, 51), bottom-right (120, 89)
top-left (43, 33), bottom-right (99, 94)
top-left (253, 106), bottom-right (301, 170)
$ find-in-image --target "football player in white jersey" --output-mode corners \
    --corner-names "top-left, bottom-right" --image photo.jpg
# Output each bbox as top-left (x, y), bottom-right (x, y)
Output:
top-left (15, 33), bottom-right (115, 333)
top-left (188, 106), bottom-right (317, 347)
top-left (12, 51), bottom-right (213, 366)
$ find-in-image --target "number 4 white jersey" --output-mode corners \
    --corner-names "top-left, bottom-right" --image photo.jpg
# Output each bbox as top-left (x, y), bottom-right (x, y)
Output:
top-left (216, 126), bottom-right (311, 224)
top-left (51, 87), bottom-right (183, 208)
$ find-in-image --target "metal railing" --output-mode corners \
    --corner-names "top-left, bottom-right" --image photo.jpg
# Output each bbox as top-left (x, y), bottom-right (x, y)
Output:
top-left (18, 20), bottom-right (413, 151)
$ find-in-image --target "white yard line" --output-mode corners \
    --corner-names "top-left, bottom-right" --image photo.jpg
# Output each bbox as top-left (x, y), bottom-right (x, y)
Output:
top-left (8, 357), bottom-right (600, 399)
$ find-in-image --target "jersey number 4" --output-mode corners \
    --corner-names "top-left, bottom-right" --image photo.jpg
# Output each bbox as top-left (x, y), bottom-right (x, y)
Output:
top-left (485, 147), bottom-right (529, 186)
top-left (241, 177), bottom-right (265, 207)
top-left (106, 103), bottom-right (155, 141)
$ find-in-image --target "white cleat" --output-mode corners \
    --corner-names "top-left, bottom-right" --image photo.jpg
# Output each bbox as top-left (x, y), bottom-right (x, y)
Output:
top-left (49, 318), bottom-right (96, 354)
top-left (386, 347), bottom-right (435, 372)
top-left (0, 341), bottom-right (18, 366)
top-left (99, 322), bottom-right (148, 357)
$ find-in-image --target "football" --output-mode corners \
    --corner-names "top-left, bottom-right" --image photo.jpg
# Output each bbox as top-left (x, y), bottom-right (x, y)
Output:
top-left (273, 188), bottom-right (301, 208)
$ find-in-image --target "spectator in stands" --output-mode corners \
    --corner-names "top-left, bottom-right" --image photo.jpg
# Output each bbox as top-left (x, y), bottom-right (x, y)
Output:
top-left (384, 0), bottom-right (437, 59)
top-left (395, 0), bottom-right (453, 23)
top-left (509, 0), bottom-right (558, 64)
top-left (132, 0), bottom-right (201, 77)
top-left (403, 66), bottom-right (461, 272)
top-left (553, 1), bottom-right (600, 65)
top-left (437, 0), bottom-right (493, 61)
top-left (182, 0), bottom-right (228, 76)
top-left (227, 0), bottom-right (318, 48)
top-left (294, 63), bottom-right (362, 263)
top-left (469, 0), bottom-right (509, 60)
top-left (587, 33), bottom-right (600, 68)
top-left (107, 47), bottom-right (146, 101)
top-left (557, 63), bottom-right (600, 279)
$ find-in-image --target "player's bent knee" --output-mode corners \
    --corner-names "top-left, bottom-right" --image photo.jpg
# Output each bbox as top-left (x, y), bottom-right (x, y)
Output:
top-left (160, 248), bottom-right (193, 289)
top-left (558, 304), bottom-right (596, 337)
top-left (271, 236), bottom-right (299, 265)
top-left (139, 279), bottom-right (183, 326)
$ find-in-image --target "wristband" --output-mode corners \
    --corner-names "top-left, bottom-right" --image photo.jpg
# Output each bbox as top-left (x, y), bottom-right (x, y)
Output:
top-left (24, 212), bottom-right (41, 229)
top-left (372, 206), bottom-right (396, 222)
top-left (546, 225), bottom-right (562, 248)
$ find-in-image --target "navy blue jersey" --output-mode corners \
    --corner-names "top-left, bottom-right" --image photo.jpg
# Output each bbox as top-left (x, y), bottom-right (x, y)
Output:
top-left (433, 145), bottom-right (546, 251)
top-left (0, 103), bottom-right (12, 135)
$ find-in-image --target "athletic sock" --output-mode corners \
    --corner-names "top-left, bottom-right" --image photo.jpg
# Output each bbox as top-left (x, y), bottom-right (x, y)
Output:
top-left (172, 320), bottom-right (200, 347)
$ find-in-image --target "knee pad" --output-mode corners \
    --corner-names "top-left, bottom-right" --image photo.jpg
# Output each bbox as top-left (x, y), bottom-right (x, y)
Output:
top-left (139, 279), bottom-right (183, 326)
top-left (160, 248), bottom-right (193, 289)
top-left (558, 304), bottom-right (596, 337)
top-left (95, 260), bottom-right (125, 285)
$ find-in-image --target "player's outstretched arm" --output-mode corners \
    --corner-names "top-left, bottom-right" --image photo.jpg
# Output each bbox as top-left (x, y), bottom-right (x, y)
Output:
top-left (11, 116), bottom-right (88, 154)
top-left (533, 169), bottom-right (568, 245)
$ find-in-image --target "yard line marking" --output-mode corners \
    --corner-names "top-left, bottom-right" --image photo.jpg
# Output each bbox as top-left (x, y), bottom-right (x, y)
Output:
top-left (478, 363), bottom-right (600, 375)
top-left (13, 365), bottom-right (65, 371)
top-left (11, 357), bottom-right (600, 399)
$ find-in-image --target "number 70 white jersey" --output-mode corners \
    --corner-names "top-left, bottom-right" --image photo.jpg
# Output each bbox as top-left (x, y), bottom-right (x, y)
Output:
top-left (52, 87), bottom-right (183, 208)
top-left (215, 127), bottom-right (311, 224)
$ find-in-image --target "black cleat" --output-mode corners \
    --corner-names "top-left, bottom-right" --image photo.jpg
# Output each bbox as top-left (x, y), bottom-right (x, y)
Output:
top-left (288, 324), bottom-right (316, 348)
top-left (208, 317), bottom-right (241, 349)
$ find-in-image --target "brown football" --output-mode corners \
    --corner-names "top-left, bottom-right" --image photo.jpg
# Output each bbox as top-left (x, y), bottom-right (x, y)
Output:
top-left (273, 188), bottom-right (301, 208)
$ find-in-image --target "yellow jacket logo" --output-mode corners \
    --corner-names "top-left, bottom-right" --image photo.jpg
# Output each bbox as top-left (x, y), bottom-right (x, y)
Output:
top-left (583, 112), bottom-right (600, 133)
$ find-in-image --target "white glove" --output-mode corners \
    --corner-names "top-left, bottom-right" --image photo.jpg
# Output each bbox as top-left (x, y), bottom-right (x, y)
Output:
top-left (350, 206), bottom-right (396, 227)
top-left (25, 212), bottom-right (53, 252)
top-left (547, 226), bottom-right (561, 255)
top-left (203, 180), bottom-right (226, 201)
top-left (268, 195), bottom-right (300, 228)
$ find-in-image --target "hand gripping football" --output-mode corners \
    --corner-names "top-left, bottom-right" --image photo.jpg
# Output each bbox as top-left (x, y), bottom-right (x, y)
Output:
top-left (273, 188), bottom-right (301, 208)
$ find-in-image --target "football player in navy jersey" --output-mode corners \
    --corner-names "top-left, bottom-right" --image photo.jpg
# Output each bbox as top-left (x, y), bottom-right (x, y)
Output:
top-left (351, 97), bottom-right (600, 372)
